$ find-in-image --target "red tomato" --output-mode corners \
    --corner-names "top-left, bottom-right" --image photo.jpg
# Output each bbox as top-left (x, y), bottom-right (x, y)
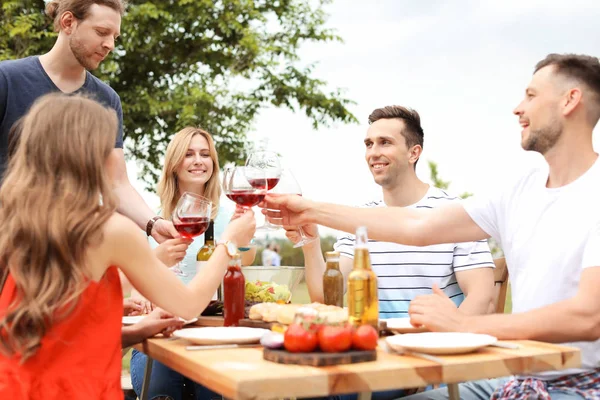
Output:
top-left (318, 325), bottom-right (353, 353)
top-left (352, 325), bottom-right (378, 351)
top-left (284, 323), bottom-right (318, 353)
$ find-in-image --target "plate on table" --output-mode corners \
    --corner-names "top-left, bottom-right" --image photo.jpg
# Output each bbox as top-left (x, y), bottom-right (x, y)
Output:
top-left (173, 327), bottom-right (270, 345)
top-left (386, 332), bottom-right (498, 355)
top-left (382, 317), bottom-right (428, 334)
top-left (122, 315), bottom-right (198, 326)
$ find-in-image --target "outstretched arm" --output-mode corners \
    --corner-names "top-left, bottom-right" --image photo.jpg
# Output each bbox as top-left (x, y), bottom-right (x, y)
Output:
top-left (264, 195), bottom-right (489, 246)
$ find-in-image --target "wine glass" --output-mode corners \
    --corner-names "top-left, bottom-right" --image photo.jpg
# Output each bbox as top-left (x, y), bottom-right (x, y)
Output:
top-left (271, 169), bottom-right (318, 248)
top-left (245, 151), bottom-right (282, 231)
top-left (170, 192), bottom-right (212, 276)
top-left (224, 166), bottom-right (267, 209)
top-left (224, 166), bottom-right (267, 241)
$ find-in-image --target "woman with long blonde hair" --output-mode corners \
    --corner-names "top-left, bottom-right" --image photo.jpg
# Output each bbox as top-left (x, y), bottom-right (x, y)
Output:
top-left (0, 94), bottom-right (255, 399)
top-left (150, 127), bottom-right (228, 279)
top-left (130, 127), bottom-right (253, 399)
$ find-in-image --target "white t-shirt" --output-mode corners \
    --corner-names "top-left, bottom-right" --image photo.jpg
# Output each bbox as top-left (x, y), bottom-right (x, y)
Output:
top-left (334, 186), bottom-right (495, 318)
top-left (463, 158), bottom-right (600, 377)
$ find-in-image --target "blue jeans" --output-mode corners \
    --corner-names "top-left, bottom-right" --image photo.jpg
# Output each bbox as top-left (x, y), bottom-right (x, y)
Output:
top-left (130, 349), bottom-right (222, 400)
top-left (336, 389), bottom-right (408, 400)
top-left (402, 378), bottom-right (585, 400)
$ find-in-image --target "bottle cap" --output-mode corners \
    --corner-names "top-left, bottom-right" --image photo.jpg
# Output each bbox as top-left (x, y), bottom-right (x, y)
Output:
top-left (325, 251), bottom-right (340, 261)
top-left (355, 226), bottom-right (369, 248)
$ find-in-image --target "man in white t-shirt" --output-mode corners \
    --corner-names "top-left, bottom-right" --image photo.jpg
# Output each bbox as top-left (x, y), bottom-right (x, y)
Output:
top-left (265, 54), bottom-right (600, 399)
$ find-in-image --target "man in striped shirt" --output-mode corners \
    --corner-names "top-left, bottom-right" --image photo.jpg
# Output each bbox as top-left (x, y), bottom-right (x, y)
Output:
top-left (285, 106), bottom-right (496, 319)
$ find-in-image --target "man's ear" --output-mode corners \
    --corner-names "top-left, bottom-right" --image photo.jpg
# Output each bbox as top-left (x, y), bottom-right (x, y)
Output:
top-left (561, 87), bottom-right (583, 118)
top-left (409, 145), bottom-right (423, 165)
top-left (60, 11), bottom-right (78, 35)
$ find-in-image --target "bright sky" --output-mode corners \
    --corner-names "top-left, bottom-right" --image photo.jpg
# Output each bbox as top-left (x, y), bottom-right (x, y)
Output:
top-left (128, 0), bottom-right (600, 239)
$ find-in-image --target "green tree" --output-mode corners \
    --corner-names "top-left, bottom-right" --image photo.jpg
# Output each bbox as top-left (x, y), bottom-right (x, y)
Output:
top-left (1, 0), bottom-right (357, 188)
top-left (428, 160), bottom-right (473, 199)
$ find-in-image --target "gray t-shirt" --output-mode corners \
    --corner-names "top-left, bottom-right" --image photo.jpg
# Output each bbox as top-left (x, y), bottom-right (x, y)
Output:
top-left (0, 56), bottom-right (124, 176)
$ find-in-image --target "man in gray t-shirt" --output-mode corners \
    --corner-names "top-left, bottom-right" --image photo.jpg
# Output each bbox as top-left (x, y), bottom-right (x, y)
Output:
top-left (0, 0), bottom-right (177, 243)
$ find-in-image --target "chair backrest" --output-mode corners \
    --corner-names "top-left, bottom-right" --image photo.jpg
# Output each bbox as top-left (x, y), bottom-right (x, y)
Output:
top-left (493, 257), bottom-right (509, 313)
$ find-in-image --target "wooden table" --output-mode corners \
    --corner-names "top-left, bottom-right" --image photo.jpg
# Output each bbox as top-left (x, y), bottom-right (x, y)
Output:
top-left (193, 316), bottom-right (225, 327)
top-left (135, 335), bottom-right (580, 400)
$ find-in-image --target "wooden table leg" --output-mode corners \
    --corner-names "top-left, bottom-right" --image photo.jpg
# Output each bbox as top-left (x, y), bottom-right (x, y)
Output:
top-left (139, 356), bottom-right (154, 400)
top-left (357, 393), bottom-right (372, 400)
top-left (448, 383), bottom-right (460, 400)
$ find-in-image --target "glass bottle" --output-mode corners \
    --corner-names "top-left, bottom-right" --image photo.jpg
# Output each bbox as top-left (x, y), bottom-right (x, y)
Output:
top-left (323, 251), bottom-right (344, 307)
top-left (223, 254), bottom-right (245, 327)
top-left (347, 226), bottom-right (379, 329)
top-left (196, 220), bottom-right (221, 301)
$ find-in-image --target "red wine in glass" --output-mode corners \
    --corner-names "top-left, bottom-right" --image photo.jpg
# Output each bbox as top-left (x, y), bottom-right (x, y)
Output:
top-left (248, 178), bottom-right (279, 190)
top-left (174, 216), bottom-right (210, 238)
top-left (227, 190), bottom-right (265, 208)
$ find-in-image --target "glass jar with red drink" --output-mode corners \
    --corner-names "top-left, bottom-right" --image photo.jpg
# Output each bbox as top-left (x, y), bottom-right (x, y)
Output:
top-left (223, 254), bottom-right (245, 327)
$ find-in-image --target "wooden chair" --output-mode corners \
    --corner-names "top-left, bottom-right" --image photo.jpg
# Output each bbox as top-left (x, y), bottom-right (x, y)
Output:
top-left (493, 257), bottom-right (509, 313)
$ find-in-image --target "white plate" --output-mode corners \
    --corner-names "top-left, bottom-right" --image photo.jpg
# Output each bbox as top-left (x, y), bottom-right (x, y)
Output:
top-left (386, 332), bottom-right (498, 355)
top-left (121, 315), bottom-right (198, 326)
top-left (382, 318), bottom-right (428, 334)
top-left (173, 327), bottom-right (270, 345)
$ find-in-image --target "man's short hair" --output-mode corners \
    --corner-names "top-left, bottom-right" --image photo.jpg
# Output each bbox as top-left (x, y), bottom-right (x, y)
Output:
top-left (368, 106), bottom-right (424, 167)
top-left (535, 53), bottom-right (600, 126)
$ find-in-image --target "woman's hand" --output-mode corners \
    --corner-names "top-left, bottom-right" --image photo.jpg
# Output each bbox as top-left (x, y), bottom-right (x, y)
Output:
top-left (154, 238), bottom-right (192, 267)
top-left (221, 209), bottom-right (256, 246)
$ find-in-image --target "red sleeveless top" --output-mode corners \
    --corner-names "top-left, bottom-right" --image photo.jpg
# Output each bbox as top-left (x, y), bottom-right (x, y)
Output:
top-left (0, 266), bottom-right (123, 399)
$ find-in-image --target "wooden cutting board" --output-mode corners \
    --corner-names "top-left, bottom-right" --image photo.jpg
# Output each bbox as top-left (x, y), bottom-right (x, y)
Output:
top-left (263, 348), bottom-right (377, 366)
top-left (238, 318), bottom-right (275, 329)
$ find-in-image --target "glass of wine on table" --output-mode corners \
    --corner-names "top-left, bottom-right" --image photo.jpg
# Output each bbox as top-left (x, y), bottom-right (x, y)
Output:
top-left (170, 192), bottom-right (212, 276)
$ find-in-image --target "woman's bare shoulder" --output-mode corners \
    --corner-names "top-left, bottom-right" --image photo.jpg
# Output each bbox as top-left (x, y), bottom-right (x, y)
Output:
top-left (103, 213), bottom-right (144, 242)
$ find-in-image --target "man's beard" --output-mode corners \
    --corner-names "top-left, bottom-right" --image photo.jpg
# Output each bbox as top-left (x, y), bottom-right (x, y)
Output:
top-left (522, 119), bottom-right (563, 155)
top-left (69, 35), bottom-right (98, 71)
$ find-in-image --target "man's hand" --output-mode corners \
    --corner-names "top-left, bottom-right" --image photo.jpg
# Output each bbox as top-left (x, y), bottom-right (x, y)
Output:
top-left (154, 238), bottom-right (192, 267)
top-left (152, 218), bottom-right (180, 243)
top-left (408, 285), bottom-right (468, 332)
top-left (261, 194), bottom-right (313, 226)
top-left (284, 224), bottom-right (319, 246)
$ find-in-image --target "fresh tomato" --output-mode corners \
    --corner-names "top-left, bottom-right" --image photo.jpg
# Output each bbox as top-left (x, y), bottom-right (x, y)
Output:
top-left (284, 323), bottom-right (318, 353)
top-left (352, 324), bottom-right (379, 351)
top-left (318, 324), bottom-right (353, 353)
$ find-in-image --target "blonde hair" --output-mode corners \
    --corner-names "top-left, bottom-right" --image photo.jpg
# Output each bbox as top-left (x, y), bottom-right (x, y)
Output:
top-left (0, 93), bottom-right (118, 362)
top-left (157, 127), bottom-right (221, 220)
top-left (45, 0), bottom-right (127, 32)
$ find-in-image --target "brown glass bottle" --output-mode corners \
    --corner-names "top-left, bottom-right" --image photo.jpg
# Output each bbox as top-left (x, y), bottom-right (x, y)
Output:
top-left (347, 226), bottom-right (379, 329)
top-left (323, 251), bottom-right (344, 307)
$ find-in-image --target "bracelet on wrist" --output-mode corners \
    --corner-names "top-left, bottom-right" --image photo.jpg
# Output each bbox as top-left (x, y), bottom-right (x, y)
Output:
top-left (146, 216), bottom-right (163, 237)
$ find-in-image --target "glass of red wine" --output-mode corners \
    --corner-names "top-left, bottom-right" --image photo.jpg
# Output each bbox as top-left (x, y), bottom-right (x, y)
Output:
top-left (245, 151), bottom-right (282, 231)
top-left (170, 192), bottom-right (212, 276)
top-left (224, 166), bottom-right (267, 210)
top-left (271, 169), bottom-right (318, 248)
